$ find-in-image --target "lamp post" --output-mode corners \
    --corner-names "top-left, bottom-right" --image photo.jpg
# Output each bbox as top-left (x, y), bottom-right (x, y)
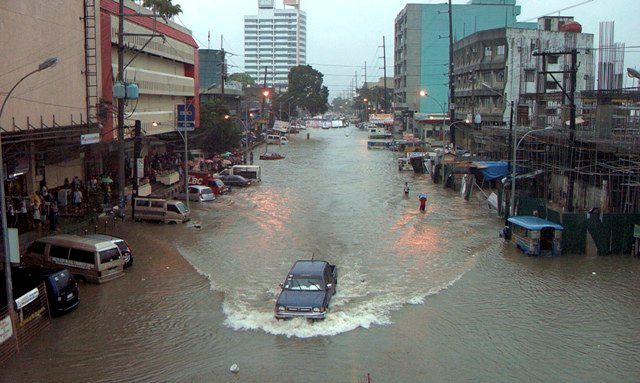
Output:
top-left (176, 98), bottom-right (195, 212)
top-left (420, 90), bottom-right (447, 142)
top-left (510, 127), bottom-right (553, 216)
top-left (0, 56), bottom-right (58, 322)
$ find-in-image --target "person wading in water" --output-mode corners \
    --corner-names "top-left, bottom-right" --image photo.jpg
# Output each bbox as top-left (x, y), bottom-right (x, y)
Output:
top-left (418, 193), bottom-right (428, 211)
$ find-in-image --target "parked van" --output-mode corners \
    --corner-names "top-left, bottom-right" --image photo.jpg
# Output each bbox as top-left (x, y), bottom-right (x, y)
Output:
top-left (24, 234), bottom-right (125, 284)
top-left (11, 266), bottom-right (79, 316)
top-left (266, 134), bottom-right (281, 144)
top-left (133, 198), bottom-right (190, 224)
top-left (222, 165), bottom-right (261, 182)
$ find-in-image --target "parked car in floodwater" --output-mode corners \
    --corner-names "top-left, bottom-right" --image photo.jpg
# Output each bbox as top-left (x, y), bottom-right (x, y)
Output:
top-left (9, 266), bottom-right (79, 316)
top-left (275, 260), bottom-right (338, 320)
top-left (176, 185), bottom-right (215, 202)
top-left (215, 174), bottom-right (252, 187)
top-left (87, 234), bottom-right (133, 268)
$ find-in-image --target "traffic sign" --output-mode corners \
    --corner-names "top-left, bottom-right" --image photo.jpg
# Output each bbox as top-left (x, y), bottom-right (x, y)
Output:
top-left (177, 104), bottom-right (196, 132)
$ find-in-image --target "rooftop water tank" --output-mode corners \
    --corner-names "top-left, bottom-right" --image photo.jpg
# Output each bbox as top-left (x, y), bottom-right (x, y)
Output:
top-left (560, 21), bottom-right (582, 33)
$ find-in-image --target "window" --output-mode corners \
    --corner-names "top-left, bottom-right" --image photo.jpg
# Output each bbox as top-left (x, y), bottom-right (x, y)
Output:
top-left (136, 199), bottom-right (150, 207)
top-left (99, 248), bottom-right (121, 264)
top-left (150, 201), bottom-right (164, 208)
top-left (496, 45), bottom-right (505, 55)
top-left (548, 55), bottom-right (559, 64)
top-left (28, 241), bottom-right (46, 255)
top-left (69, 249), bottom-right (95, 265)
top-left (546, 81), bottom-right (558, 90)
top-left (168, 204), bottom-right (180, 214)
top-left (49, 245), bottom-right (69, 259)
top-left (525, 70), bottom-right (535, 82)
top-left (484, 46), bottom-right (492, 57)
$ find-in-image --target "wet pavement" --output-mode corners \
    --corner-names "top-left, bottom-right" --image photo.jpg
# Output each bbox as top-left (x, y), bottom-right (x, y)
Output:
top-left (1, 128), bottom-right (639, 382)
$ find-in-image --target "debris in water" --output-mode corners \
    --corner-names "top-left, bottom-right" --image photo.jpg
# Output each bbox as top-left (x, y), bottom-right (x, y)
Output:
top-left (229, 363), bottom-right (239, 373)
top-left (592, 272), bottom-right (596, 275)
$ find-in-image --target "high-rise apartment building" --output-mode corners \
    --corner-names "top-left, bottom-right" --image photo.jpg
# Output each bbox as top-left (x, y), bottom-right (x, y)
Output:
top-left (394, 0), bottom-right (534, 115)
top-left (244, 0), bottom-right (306, 88)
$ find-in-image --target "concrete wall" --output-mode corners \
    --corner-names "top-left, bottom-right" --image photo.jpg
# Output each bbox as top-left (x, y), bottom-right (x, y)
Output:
top-left (0, 1), bottom-right (89, 131)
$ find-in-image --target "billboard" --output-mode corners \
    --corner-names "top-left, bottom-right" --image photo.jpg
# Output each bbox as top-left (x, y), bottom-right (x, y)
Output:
top-left (284, 0), bottom-right (300, 6)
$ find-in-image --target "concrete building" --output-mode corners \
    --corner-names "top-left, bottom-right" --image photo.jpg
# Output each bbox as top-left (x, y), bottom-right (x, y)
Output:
top-left (451, 17), bottom-right (594, 127)
top-left (244, 0), bottom-right (307, 88)
top-left (394, 0), bottom-right (535, 116)
top-left (199, 49), bottom-right (225, 92)
top-left (98, 0), bottom-right (199, 178)
top-left (0, 0), bottom-right (98, 194)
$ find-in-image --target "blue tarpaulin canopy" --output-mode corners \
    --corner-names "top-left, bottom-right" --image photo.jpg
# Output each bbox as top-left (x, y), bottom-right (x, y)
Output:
top-left (473, 161), bottom-right (509, 181)
top-left (508, 216), bottom-right (564, 231)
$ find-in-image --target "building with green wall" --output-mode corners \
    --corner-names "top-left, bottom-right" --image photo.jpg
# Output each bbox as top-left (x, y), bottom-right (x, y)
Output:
top-left (394, 0), bottom-right (535, 116)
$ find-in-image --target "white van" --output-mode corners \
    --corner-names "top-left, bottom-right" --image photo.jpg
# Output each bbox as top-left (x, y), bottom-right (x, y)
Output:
top-left (223, 165), bottom-right (261, 182)
top-left (133, 198), bottom-right (190, 224)
top-left (24, 234), bottom-right (124, 284)
top-left (266, 134), bottom-right (281, 144)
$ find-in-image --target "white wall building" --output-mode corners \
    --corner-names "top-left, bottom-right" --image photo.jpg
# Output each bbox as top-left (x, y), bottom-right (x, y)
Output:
top-left (244, 0), bottom-right (307, 88)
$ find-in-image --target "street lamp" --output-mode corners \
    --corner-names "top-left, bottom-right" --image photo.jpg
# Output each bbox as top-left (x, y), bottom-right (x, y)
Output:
top-left (509, 127), bottom-right (553, 216)
top-left (419, 90), bottom-right (447, 141)
top-left (0, 56), bottom-right (58, 324)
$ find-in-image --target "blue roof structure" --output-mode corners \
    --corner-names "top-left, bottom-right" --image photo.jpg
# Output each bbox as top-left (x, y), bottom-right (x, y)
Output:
top-left (473, 161), bottom-right (509, 181)
top-left (508, 216), bottom-right (563, 231)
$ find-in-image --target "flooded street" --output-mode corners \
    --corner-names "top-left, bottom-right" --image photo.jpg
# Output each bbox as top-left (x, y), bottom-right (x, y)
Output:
top-left (2, 128), bottom-right (640, 382)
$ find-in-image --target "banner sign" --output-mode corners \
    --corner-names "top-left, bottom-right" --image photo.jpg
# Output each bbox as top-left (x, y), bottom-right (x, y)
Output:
top-left (177, 104), bottom-right (196, 131)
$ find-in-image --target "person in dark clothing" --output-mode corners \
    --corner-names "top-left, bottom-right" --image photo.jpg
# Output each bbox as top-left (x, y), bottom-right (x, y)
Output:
top-left (49, 202), bottom-right (59, 231)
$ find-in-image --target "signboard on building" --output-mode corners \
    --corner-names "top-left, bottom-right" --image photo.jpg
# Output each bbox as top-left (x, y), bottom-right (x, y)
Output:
top-left (81, 133), bottom-right (100, 145)
top-left (369, 114), bottom-right (394, 125)
top-left (176, 104), bottom-right (196, 132)
top-left (0, 316), bottom-right (13, 345)
top-left (283, 0), bottom-right (300, 6)
top-left (136, 158), bottom-right (144, 179)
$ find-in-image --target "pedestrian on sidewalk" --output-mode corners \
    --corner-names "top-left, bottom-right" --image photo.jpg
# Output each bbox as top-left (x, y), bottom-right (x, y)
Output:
top-left (72, 188), bottom-right (83, 212)
top-left (7, 202), bottom-right (16, 228)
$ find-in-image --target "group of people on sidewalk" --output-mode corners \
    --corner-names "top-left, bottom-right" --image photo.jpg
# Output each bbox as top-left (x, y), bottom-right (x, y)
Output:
top-left (6, 183), bottom-right (59, 232)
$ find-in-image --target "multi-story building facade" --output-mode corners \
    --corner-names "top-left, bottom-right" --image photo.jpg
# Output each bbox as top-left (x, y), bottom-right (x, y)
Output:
top-left (0, 0), bottom-right (97, 194)
top-left (199, 49), bottom-right (225, 92)
top-left (451, 17), bottom-right (594, 127)
top-left (244, 0), bottom-right (306, 88)
top-left (394, 0), bottom-right (534, 116)
top-left (0, 0), bottom-right (199, 195)
top-left (98, 0), bottom-right (199, 180)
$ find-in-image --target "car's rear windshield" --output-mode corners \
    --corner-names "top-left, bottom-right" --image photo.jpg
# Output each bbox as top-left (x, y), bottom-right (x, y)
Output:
top-left (99, 248), bottom-right (121, 264)
top-left (51, 270), bottom-right (72, 291)
top-left (284, 277), bottom-right (323, 291)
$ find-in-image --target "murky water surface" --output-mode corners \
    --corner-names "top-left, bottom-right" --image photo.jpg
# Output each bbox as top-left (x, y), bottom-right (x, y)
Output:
top-left (2, 129), bottom-right (639, 382)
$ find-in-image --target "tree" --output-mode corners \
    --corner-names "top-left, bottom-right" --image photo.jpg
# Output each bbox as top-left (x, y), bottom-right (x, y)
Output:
top-left (228, 73), bottom-right (257, 88)
top-left (330, 96), bottom-right (352, 114)
top-left (142, 0), bottom-right (182, 19)
top-left (193, 99), bottom-right (242, 153)
top-left (283, 65), bottom-right (329, 116)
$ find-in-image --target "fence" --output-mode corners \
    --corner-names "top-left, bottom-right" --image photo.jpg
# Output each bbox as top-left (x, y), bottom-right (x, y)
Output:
top-left (0, 283), bottom-right (51, 366)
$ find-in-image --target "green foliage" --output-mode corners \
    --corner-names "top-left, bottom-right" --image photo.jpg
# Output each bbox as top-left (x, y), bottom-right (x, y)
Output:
top-left (228, 73), bottom-right (257, 88)
top-left (195, 99), bottom-right (242, 153)
top-left (283, 65), bottom-right (329, 116)
top-left (142, 0), bottom-right (182, 19)
top-left (330, 96), bottom-right (352, 113)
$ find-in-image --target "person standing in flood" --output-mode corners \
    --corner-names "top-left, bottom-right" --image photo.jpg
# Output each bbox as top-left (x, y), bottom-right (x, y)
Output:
top-left (418, 193), bottom-right (428, 211)
top-left (404, 182), bottom-right (410, 196)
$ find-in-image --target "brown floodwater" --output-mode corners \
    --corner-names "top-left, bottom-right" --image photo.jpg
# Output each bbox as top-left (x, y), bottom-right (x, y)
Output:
top-left (1, 128), bottom-right (639, 382)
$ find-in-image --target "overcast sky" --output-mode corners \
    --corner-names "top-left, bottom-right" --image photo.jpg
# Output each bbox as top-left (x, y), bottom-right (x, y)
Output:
top-left (177, 0), bottom-right (639, 98)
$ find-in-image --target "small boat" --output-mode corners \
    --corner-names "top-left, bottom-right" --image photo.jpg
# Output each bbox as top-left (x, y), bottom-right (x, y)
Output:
top-left (260, 152), bottom-right (285, 160)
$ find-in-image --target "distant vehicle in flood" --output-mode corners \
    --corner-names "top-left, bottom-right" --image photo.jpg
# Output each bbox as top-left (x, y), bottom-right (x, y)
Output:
top-left (275, 260), bottom-right (338, 321)
top-left (214, 174), bottom-right (252, 187)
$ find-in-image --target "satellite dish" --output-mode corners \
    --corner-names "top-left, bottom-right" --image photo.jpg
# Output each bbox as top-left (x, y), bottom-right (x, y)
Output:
top-left (627, 68), bottom-right (640, 80)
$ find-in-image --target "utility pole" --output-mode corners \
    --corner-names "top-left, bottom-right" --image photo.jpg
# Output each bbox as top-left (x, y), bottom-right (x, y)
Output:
top-left (448, 0), bottom-right (456, 147)
top-left (220, 35), bottom-right (225, 95)
top-left (117, 0), bottom-right (126, 211)
top-left (132, 119), bottom-right (141, 221)
top-left (355, 71), bottom-right (358, 94)
top-left (364, 61), bottom-right (367, 88)
top-left (534, 49), bottom-right (579, 212)
top-left (381, 36), bottom-right (388, 112)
